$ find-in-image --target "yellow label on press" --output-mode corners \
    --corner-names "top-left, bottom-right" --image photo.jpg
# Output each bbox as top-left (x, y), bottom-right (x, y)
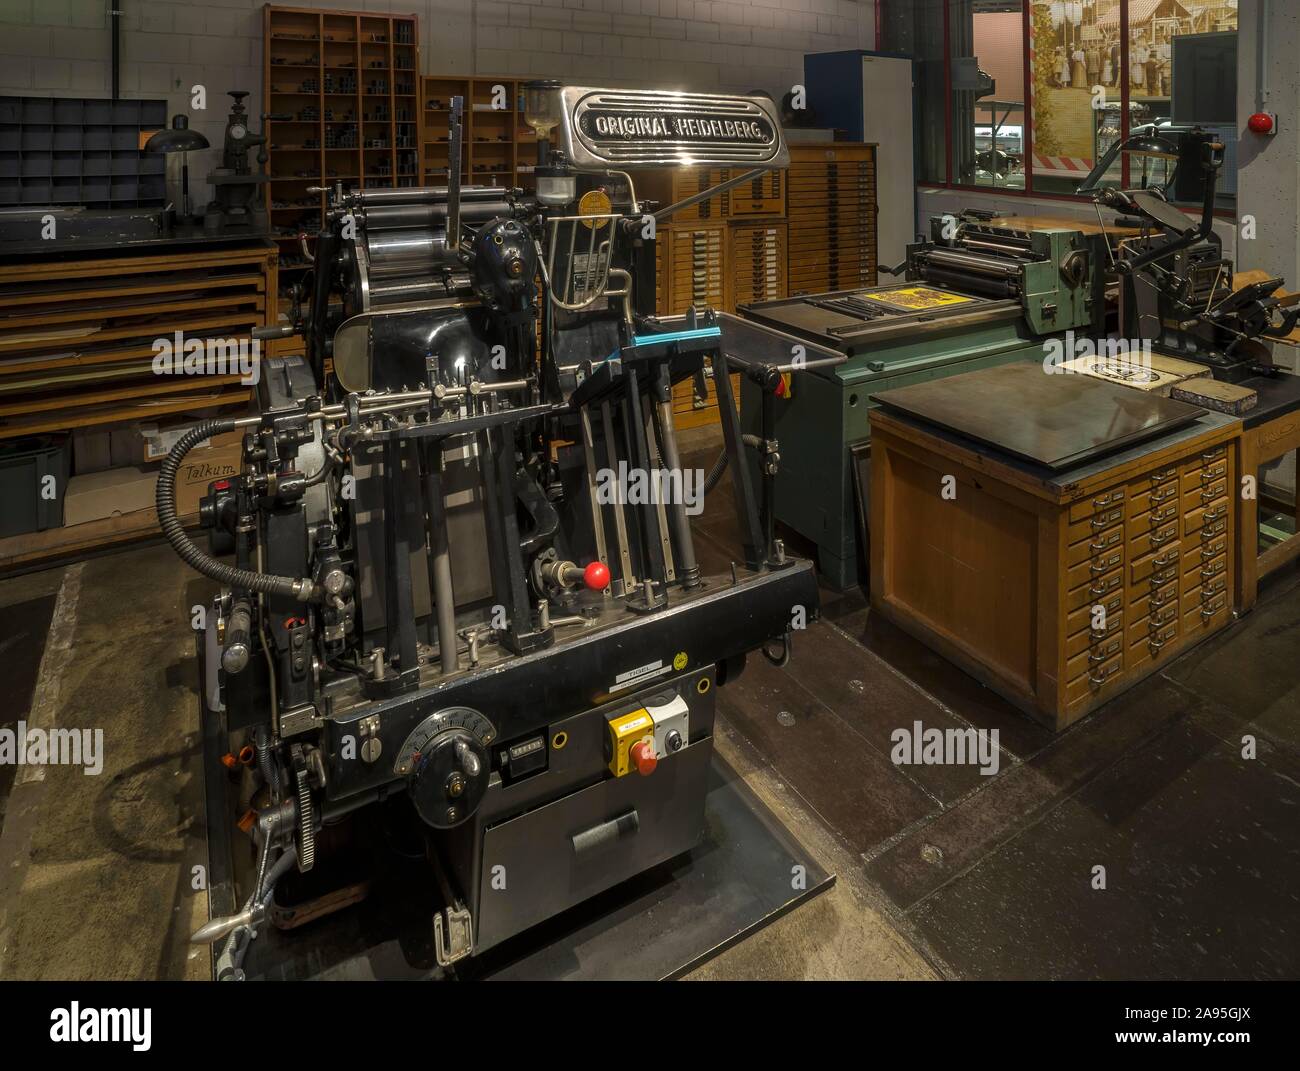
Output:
top-left (607, 709), bottom-right (652, 777)
top-left (673, 651), bottom-right (689, 671)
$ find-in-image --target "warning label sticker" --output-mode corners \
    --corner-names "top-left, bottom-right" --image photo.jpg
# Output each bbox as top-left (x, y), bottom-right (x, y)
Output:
top-left (609, 658), bottom-right (669, 694)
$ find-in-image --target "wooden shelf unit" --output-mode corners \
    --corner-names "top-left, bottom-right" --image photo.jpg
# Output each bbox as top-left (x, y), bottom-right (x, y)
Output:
top-left (0, 244), bottom-right (277, 441)
top-left (419, 76), bottom-right (535, 193)
top-left (263, 4), bottom-right (420, 299)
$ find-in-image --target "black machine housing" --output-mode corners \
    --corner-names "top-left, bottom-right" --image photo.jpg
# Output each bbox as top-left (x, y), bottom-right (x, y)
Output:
top-left (174, 85), bottom-right (812, 975)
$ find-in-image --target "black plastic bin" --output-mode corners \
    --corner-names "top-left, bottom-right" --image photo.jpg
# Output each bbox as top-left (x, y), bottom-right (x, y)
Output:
top-left (0, 435), bottom-right (70, 537)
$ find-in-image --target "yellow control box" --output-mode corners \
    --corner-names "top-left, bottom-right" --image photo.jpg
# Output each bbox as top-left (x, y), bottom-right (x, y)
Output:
top-left (606, 708), bottom-right (654, 777)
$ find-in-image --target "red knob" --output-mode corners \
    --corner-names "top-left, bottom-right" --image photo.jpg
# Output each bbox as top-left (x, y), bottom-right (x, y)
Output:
top-left (630, 739), bottom-right (657, 776)
top-left (583, 560), bottom-right (611, 590)
top-left (1248, 112), bottom-right (1275, 135)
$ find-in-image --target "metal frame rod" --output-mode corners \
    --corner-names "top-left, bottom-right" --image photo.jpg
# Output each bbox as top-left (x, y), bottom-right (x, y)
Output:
top-left (653, 167), bottom-right (767, 225)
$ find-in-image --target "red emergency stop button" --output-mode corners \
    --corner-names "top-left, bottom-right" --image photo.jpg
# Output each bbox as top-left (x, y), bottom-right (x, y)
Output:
top-left (630, 739), bottom-right (657, 776)
top-left (583, 560), bottom-right (611, 590)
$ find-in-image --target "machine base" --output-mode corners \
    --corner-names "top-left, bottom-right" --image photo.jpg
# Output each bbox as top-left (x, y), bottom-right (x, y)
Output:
top-left (205, 738), bottom-right (833, 980)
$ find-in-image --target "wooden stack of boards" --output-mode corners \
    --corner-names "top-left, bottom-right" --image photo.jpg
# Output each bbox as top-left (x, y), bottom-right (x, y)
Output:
top-left (0, 245), bottom-right (277, 441)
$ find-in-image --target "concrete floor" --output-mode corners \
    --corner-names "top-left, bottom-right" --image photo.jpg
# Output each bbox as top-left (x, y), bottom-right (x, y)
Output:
top-left (0, 430), bottom-right (1295, 979)
top-left (0, 546), bottom-right (212, 980)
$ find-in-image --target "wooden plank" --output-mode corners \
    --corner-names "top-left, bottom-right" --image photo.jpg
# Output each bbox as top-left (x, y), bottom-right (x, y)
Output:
top-left (1, 293), bottom-right (265, 332)
top-left (0, 388), bottom-right (250, 440)
top-left (0, 312), bottom-right (265, 355)
top-left (0, 507), bottom-right (181, 572)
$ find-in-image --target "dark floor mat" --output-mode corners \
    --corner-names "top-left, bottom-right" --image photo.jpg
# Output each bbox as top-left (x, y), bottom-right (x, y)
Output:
top-left (683, 455), bottom-right (1300, 979)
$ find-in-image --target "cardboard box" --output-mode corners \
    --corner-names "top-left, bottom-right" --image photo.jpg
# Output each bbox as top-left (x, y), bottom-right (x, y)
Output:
top-left (72, 429), bottom-right (112, 475)
top-left (174, 440), bottom-right (243, 519)
top-left (139, 422), bottom-right (242, 462)
top-left (63, 466), bottom-right (158, 526)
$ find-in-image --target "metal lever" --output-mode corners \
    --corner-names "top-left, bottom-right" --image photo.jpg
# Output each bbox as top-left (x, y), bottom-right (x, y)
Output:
top-left (447, 96), bottom-right (463, 248)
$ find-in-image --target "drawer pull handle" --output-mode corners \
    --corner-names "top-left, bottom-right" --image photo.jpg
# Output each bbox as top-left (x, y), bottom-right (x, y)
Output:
top-left (1200, 488), bottom-right (1220, 502)
top-left (1201, 564), bottom-right (1223, 579)
top-left (1150, 531), bottom-right (1173, 547)
top-left (1201, 448), bottom-right (1225, 463)
top-left (1148, 637), bottom-right (1166, 652)
top-left (1088, 666), bottom-right (1116, 687)
top-left (571, 809), bottom-right (640, 856)
top-left (1201, 466), bottom-right (1225, 481)
top-left (1154, 551), bottom-right (1178, 567)
top-left (1201, 602), bottom-right (1222, 619)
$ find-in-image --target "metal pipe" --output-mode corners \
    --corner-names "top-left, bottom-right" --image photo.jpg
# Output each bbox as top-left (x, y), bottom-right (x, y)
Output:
top-left (653, 391), bottom-right (699, 588)
top-left (347, 185), bottom-right (508, 207)
top-left (420, 440), bottom-right (458, 676)
top-left (111, 2), bottom-right (122, 101)
top-left (653, 167), bottom-right (767, 225)
top-left (447, 96), bottom-right (464, 249)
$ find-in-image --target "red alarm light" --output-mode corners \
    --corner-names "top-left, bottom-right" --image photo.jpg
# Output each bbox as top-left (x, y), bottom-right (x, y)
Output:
top-left (1248, 112), bottom-right (1277, 135)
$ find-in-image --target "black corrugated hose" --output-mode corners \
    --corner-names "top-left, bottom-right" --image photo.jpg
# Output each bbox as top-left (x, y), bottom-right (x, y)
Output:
top-left (156, 419), bottom-right (310, 600)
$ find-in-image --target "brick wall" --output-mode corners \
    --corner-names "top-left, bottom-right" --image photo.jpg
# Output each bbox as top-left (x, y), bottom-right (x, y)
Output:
top-left (0, 0), bottom-right (875, 199)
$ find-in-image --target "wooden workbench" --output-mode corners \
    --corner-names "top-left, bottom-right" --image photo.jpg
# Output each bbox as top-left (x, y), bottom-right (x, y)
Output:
top-left (869, 406), bottom-right (1239, 731)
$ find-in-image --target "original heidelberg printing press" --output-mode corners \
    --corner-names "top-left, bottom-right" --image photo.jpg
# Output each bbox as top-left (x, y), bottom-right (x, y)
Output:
top-left (162, 84), bottom-right (817, 977)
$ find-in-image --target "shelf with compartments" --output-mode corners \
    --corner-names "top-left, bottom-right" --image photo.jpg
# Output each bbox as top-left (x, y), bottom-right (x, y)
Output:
top-left (263, 5), bottom-right (420, 302)
top-left (419, 76), bottom-right (535, 193)
top-left (0, 96), bottom-right (168, 208)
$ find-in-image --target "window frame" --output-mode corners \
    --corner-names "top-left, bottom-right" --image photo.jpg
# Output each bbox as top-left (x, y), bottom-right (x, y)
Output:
top-left (882, 0), bottom-right (1236, 215)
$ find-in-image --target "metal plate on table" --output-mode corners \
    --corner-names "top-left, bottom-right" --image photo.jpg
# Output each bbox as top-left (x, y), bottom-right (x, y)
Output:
top-left (871, 361), bottom-right (1206, 471)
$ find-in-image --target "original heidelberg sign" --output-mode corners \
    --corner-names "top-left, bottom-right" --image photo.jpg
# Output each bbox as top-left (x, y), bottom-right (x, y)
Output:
top-left (578, 109), bottom-right (775, 146)
top-left (561, 87), bottom-right (788, 168)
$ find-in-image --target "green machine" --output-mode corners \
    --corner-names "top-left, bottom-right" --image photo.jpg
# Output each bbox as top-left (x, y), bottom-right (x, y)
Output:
top-left (733, 216), bottom-right (1102, 589)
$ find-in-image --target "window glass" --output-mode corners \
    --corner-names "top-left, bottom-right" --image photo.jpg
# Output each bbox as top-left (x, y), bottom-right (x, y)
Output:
top-left (950, 2), bottom-right (1027, 189)
top-left (1028, 1), bottom-right (1120, 195)
top-left (1128, 0), bottom-right (1237, 207)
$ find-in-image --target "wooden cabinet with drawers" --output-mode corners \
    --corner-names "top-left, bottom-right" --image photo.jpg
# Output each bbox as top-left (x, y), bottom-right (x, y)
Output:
top-left (786, 144), bottom-right (877, 296)
top-left (657, 221), bottom-right (727, 315)
top-left (869, 407), bottom-right (1241, 731)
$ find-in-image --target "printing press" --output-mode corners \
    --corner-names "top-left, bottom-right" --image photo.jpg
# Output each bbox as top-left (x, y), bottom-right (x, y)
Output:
top-left (160, 84), bottom-right (820, 977)
top-left (1078, 123), bottom-right (1300, 383)
top-left (732, 212), bottom-right (1104, 589)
